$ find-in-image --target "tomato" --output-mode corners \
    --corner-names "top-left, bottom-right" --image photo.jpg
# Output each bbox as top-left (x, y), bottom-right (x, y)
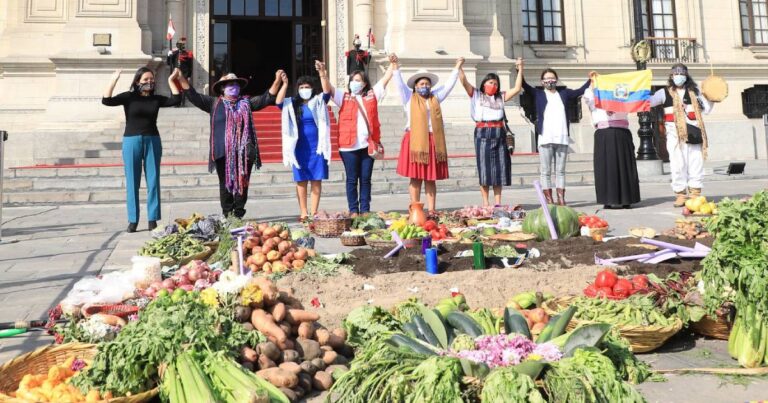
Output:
top-left (595, 286), bottom-right (614, 298)
top-left (632, 275), bottom-right (649, 290)
top-left (595, 269), bottom-right (618, 288)
top-left (430, 229), bottom-right (441, 240)
top-left (612, 279), bottom-right (634, 298)
top-left (423, 220), bottom-right (437, 231)
top-left (598, 219), bottom-right (608, 228)
top-left (583, 283), bottom-right (598, 297)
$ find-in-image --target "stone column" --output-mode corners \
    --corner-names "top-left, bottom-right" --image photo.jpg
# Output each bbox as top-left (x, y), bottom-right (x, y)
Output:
top-left (167, 0), bottom-right (186, 45)
top-left (352, 0), bottom-right (373, 46)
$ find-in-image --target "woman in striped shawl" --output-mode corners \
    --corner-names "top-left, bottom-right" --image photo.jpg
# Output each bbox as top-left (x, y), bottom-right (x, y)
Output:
top-left (179, 71), bottom-right (281, 218)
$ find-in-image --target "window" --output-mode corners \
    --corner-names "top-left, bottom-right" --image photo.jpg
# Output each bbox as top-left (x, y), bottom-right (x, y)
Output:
top-left (641, 0), bottom-right (678, 59)
top-left (212, 22), bottom-right (229, 78)
top-left (742, 85), bottom-right (768, 118)
top-left (522, 0), bottom-right (565, 44)
top-left (741, 0), bottom-right (768, 45)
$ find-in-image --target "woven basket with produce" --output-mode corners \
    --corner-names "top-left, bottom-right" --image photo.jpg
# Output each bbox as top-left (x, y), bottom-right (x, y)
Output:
top-left (543, 296), bottom-right (682, 353)
top-left (691, 305), bottom-right (735, 340)
top-left (309, 211), bottom-right (351, 238)
top-left (340, 231), bottom-right (367, 246)
top-left (138, 233), bottom-right (214, 267)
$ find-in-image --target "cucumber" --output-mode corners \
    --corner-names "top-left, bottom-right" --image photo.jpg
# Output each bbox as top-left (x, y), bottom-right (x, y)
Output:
top-left (403, 321), bottom-right (422, 340)
top-left (413, 315), bottom-right (440, 347)
top-left (536, 306), bottom-right (576, 343)
top-left (389, 334), bottom-right (437, 356)
top-left (504, 307), bottom-right (532, 339)
top-left (446, 311), bottom-right (484, 338)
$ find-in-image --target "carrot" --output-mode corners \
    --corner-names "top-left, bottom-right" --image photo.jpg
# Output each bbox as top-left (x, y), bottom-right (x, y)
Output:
top-left (251, 309), bottom-right (287, 347)
top-left (285, 309), bottom-right (320, 324)
top-left (270, 303), bottom-right (286, 322)
top-left (256, 368), bottom-right (298, 389)
top-left (251, 277), bottom-right (279, 305)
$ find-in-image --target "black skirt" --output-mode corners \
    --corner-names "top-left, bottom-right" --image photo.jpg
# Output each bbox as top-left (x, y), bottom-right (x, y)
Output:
top-left (474, 126), bottom-right (512, 186)
top-left (593, 127), bottom-right (641, 206)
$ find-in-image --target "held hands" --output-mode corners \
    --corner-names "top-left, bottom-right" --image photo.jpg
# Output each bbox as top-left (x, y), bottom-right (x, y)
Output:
top-left (169, 68), bottom-right (181, 81)
top-left (274, 69), bottom-right (285, 84)
top-left (111, 69), bottom-right (122, 82)
top-left (280, 71), bottom-right (288, 85)
top-left (455, 57), bottom-right (465, 69)
top-left (314, 60), bottom-right (327, 77)
top-left (515, 57), bottom-right (524, 70)
top-left (388, 53), bottom-right (399, 68)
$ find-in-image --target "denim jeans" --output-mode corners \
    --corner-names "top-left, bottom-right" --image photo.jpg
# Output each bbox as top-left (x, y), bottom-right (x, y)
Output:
top-left (538, 143), bottom-right (568, 189)
top-left (340, 148), bottom-right (375, 213)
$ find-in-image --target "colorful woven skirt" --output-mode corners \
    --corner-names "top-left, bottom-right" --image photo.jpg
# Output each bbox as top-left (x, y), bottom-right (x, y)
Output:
top-left (396, 131), bottom-right (449, 181)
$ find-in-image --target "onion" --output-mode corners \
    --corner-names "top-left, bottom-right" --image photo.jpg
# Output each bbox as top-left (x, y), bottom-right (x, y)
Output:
top-left (292, 260), bottom-right (305, 270)
top-left (188, 268), bottom-right (201, 282)
top-left (282, 255), bottom-right (292, 266)
top-left (257, 223), bottom-right (269, 232)
top-left (179, 284), bottom-right (195, 292)
top-left (254, 253), bottom-right (267, 267)
top-left (271, 236), bottom-right (281, 245)
top-left (200, 270), bottom-right (210, 279)
top-left (263, 227), bottom-right (277, 238)
top-left (145, 288), bottom-right (157, 298)
top-left (178, 268), bottom-right (189, 277)
top-left (150, 281), bottom-right (163, 290)
top-left (294, 249), bottom-right (308, 261)
top-left (176, 276), bottom-right (192, 286)
top-left (162, 278), bottom-right (176, 290)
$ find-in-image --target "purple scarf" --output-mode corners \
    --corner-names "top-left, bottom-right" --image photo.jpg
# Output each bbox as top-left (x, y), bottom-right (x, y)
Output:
top-left (220, 96), bottom-right (253, 196)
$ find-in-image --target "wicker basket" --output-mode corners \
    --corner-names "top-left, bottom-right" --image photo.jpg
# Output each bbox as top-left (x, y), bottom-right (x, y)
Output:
top-left (364, 236), bottom-right (397, 249)
top-left (340, 233), bottom-right (367, 247)
top-left (401, 237), bottom-right (424, 249)
top-left (310, 218), bottom-right (349, 238)
top-left (0, 343), bottom-right (157, 403)
top-left (159, 245), bottom-right (214, 267)
top-left (543, 296), bottom-right (683, 353)
top-left (691, 309), bottom-right (734, 340)
top-left (81, 304), bottom-right (140, 319)
top-left (588, 227), bottom-right (609, 238)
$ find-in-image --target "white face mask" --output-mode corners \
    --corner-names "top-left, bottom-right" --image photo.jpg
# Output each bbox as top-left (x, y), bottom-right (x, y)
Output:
top-left (298, 88), bottom-right (313, 100)
top-left (672, 74), bottom-right (687, 87)
top-left (349, 81), bottom-right (364, 94)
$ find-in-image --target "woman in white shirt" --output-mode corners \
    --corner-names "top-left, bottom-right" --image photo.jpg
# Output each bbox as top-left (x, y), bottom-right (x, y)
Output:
top-left (457, 58), bottom-right (524, 206)
top-left (583, 72), bottom-right (641, 208)
top-left (391, 54), bottom-right (463, 214)
top-left (649, 63), bottom-right (713, 207)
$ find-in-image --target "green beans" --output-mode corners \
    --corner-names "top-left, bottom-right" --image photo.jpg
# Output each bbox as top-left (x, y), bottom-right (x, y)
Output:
top-left (139, 233), bottom-right (205, 261)
top-left (569, 297), bottom-right (673, 327)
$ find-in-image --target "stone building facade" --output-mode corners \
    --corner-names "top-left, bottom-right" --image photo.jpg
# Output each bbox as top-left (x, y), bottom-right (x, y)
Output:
top-left (1, 0), bottom-right (767, 167)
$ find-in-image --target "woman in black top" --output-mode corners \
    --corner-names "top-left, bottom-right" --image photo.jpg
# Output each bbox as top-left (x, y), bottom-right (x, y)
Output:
top-left (102, 67), bottom-right (181, 232)
top-left (177, 71), bottom-right (281, 218)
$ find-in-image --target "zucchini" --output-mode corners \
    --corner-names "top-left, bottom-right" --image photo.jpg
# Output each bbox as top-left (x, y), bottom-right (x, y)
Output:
top-left (389, 334), bottom-right (437, 356)
top-left (536, 306), bottom-right (576, 343)
top-left (504, 307), bottom-right (532, 339)
top-left (413, 315), bottom-right (440, 347)
top-left (403, 321), bottom-right (422, 340)
top-left (446, 311), bottom-right (484, 338)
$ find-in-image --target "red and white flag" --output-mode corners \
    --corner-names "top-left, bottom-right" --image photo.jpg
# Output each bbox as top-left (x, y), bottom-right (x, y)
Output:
top-left (166, 15), bottom-right (176, 41)
top-left (367, 27), bottom-right (376, 45)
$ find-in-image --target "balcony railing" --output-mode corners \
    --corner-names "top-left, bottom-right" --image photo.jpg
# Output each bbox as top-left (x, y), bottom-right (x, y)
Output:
top-left (646, 37), bottom-right (699, 64)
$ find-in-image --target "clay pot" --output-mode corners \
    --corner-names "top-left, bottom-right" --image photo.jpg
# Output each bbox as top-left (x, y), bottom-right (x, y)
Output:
top-left (409, 202), bottom-right (427, 226)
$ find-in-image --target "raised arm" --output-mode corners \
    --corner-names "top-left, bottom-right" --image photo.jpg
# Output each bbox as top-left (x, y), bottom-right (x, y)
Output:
top-left (458, 67), bottom-right (474, 97)
top-left (177, 70), bottom-right (214, 113)
top-left (168, 68), bottom-right (181, 95)
top-left (649, 88), bottom-right (666, 108)
top-left (268, 70), bottom-right (281, 96)
top-left (503, 58), bottom-right (524, 102)
top-left (567, 78), bottom-right (591, 99)
top-left (390, 54), bottom-right (412, 105)
top-left (376, 57), bottom-right (396, 89)
top-left (315, 60), bottom-right (332, 95)
top-left (102, 69), bottom-right (122, 100)
top-left (521, 76), bottom-right (535, 95)
top-left (275, 70), bottom-right (289, 105)
top-left (249, 70), bottom-right (281, 110)
top-left (434, 57), bottom-right (463, 103)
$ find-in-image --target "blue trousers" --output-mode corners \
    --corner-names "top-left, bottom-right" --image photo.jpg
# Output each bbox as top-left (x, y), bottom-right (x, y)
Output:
top-left (122, 135), bottom-right (162, 223)
top-left (340, 148), bottom-right (375, 213)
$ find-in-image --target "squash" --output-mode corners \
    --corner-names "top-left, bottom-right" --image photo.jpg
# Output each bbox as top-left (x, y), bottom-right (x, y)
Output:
top-left (522, 205), bottom-right (580, 241)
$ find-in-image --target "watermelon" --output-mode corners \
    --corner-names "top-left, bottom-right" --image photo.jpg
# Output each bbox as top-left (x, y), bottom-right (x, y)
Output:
top-left (522, 205), bottom-right (580, 241)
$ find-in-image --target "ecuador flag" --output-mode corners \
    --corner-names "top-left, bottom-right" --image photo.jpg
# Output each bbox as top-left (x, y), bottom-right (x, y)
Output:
top-left (593, 70), bottom-right (652, 113)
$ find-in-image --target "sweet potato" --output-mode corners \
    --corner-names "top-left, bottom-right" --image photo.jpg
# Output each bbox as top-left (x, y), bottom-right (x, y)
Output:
top-left (241, 346), bottom-right (259, 363)
top-left (315, 328), bottom-right (330, 346)
top-left (257, 354), bottom-right (276, 370)
top-left (312, 371), bottom-right (333, 391)
top-left (299, 361), bottom-right (317, 376)
top-left (298, 322), bottom-right (315, 339)
top-left (92, 314), bottom-right (127, 327)
top-left (311, 358), bottom-right (327, 371)
top-left (285, 309), bottom-right (320, 325)
top-left (270, 302), bottom-right (287, 322)
top-left (258, 341), bottom-right (281, 362)
top-left (256, 368), bottom-right (298, 389)
top-left (251, 309), bottom-right (287, 349)
top-left (331, 328), bottom-right (347, 341)
top-left (321, 350), bottom-right (338, 366)
top-left (281, 349), bottom-right (300, 363)
top-left (251, 277), bottom-right (279, 305)
top-left (278, 322), bottom-right (292, 337)
top-left (279, 361), bottom-right (302, 375)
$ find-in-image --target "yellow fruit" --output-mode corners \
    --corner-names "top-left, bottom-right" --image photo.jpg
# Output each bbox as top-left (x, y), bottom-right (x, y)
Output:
top-left (696, 196), bottom-right (707, 204)
top-left (685, 199), bottom-right (696, 211)
top-left (699, 204), bottom-right (712, 215)
top-left (708, 202), bottom-right (716, 211)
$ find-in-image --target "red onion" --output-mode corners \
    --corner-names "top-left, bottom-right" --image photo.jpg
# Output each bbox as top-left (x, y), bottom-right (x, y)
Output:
top-left (188, 268), bottom-right (201, 282)
top-left (162, 278), bottom-right (176, 290)
top-left (179, 284), bottom-right (195, 292)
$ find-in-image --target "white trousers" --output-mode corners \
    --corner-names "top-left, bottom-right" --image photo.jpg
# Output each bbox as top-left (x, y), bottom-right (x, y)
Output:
top-left (665, 124), bottom-right (704, 193)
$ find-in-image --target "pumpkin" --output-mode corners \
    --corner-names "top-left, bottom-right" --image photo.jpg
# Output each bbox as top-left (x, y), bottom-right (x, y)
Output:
top-left (522, 205), bottom-right (580, 241)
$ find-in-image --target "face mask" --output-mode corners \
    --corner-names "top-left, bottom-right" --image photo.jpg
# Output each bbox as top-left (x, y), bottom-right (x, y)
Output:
top-left (178, 44), bottom-right (185, 51)
top-left (484, 83), bottom-right (499, 96)
top-left (139, 82), bottom-right (154, 92)
top-left (224, 85), bottom-right (240, 97)
top-left (349, 81), bottom-right (364, 94)
top-left (416, 87), bottom-right (431, 97)
top-left (299, 88), bottom-right (313, 100)
top-left (672, 74), bottom-right (687, 87)
top-left (542, 80), bottom-right (557, 90)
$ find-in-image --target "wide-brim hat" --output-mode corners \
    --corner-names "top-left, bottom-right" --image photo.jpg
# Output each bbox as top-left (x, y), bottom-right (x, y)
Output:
top-left (407, 69), bottom-right (440, 88)
top-left (213, 73), bottom-right (248, 94)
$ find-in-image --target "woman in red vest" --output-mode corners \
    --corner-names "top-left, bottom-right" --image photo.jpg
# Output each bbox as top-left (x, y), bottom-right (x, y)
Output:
top-left (328, 55), bottom-right (396, 215)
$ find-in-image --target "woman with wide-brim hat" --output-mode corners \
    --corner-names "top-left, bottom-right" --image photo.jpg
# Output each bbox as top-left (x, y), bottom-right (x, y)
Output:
top-left (177, 70), bottom-right (282, 218)
top-left (391, 54), bottom-right (464, 214)
top-left (102, 67), bottom-right (182, 233)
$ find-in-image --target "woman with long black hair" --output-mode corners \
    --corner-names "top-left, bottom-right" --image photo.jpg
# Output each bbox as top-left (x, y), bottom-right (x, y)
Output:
top-left (178, 70), bottom-right (282, 218)
top-left (649, 63), bottom-right (713, 206)
top-left (458, 58), bottom-right (524, 206)
top-left (102, 67), bottom-right (181, 232)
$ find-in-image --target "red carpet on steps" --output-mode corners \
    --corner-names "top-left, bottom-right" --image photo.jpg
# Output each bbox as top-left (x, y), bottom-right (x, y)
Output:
top-left (253, 106), bottom-right (341, 163)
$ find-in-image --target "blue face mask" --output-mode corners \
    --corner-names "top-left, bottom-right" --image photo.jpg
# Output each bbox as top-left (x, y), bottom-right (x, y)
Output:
top-left (672, 74), bottom-right (687, 87)
top-left (416, 87), bottom-right (431, 97)
top-left (349, 81), bottom-right (364, 94)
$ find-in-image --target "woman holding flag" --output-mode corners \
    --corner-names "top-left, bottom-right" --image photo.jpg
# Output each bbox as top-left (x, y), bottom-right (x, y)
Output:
top-left (584, 71), bottom-right (641, 208)
top-left (522, 69), bottom-right (590, 206)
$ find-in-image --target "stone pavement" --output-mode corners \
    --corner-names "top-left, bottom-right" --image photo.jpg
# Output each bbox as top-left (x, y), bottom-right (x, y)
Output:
top-left (1, 178), bottom-right (767, 402)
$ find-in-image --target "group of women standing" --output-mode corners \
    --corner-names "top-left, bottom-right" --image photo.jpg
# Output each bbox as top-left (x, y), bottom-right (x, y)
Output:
top-left (103, 57), bottom-right (709, 230)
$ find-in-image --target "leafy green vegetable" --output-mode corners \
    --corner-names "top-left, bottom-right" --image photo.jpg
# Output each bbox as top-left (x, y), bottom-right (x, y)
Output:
top-left (391, 297), bottom-right (424, 324)
top-left (209, 217), bottom-right (244, 267)
top-left (481, 366), bottom-right (546, 403)
top-left (599, 330), bottom-right (663, 384)
top-left (343, 305), bottom-right (402, 347)
top-left (409, 356), bottom-right (464, 403)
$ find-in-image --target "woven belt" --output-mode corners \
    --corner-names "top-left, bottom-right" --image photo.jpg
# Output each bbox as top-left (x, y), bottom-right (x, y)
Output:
top-left (476, 121), bottom-right (504, 128)
top-left (596, 120), bottom-right (629, 129)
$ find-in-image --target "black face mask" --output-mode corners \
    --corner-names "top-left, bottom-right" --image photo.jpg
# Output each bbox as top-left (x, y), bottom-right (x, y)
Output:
top-left (178, 44), bottom-right (185, 51)
top-left (354, 43), bottom-right (361, 50)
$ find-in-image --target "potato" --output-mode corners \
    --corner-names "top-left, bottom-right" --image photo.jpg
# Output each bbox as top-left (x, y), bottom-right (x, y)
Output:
top-left (296, 339), bottom-right (322, 361)
top-left (278, 387), bottom-right (298, 403)
top-left (315, 328), bottom-right (330, 346)
top-left (332, 354), bottom-right (349, 366)
top-left (241, 346), bottom-right (258, 363)
top-left (256, 368), bottom-right (298, 388)
top-left (297, 373), bottom-right (313, 392)
top-left (257, 354), bottom-right (276, 370)
top-left (298, 322), bottom-right (315, 339)
top-left (258, 342), bottom-right (281, 362)
top-left (321, 350), bottom-right (338, 366)
top-left (299, 361), bottom-right (317, 376)
top-left (320, 345), bottom-right (333, 352)
top-left (281, 349), bottom-right (300, 363)
top-left (278, 361), bottom-right (302, 375)
top-left (278, 322), bottom-right (292, 337)
top-left (331, 328), bottom-right (347, 341)
top-left (312, 371), bottom-right (333, 391)
top-left (311, 358), bottom-right (327, 371)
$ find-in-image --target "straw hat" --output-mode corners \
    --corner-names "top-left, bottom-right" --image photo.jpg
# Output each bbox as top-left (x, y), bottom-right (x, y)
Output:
top-left (701, 75), bottom-right (728, 103)
top-left (407, 69), bottom-right (440, 88)
top-left (213, 73), bottom-right (248, 95)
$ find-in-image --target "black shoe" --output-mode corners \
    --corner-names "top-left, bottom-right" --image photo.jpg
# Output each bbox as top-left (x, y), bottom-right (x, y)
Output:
top-left (148, 220), bottom-right (158, 231)
top-left (127, 223), bottom-right (138, 233)
top-left (622, 205), bottom-right (632, 209)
